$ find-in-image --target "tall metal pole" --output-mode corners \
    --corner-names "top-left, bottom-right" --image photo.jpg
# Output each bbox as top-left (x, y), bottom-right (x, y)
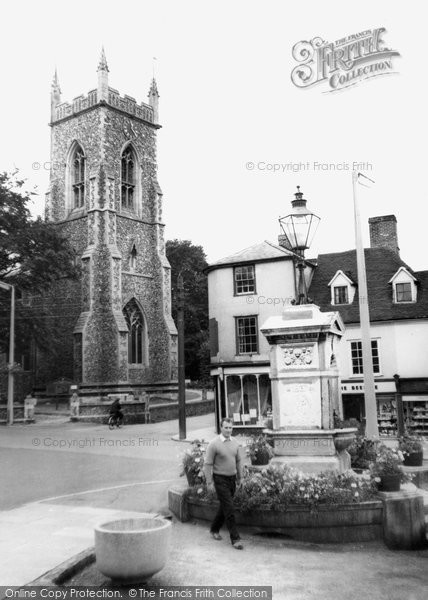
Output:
top-left (177, 273), bottom-right (186, 439)
top-left (1, 281), bottom-right (15, 426)
top-left (352, 171), bottom-right (379, 438)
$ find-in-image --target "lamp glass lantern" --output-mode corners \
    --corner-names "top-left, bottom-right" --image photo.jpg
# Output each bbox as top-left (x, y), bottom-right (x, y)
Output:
top-left (279, 186), bottom-right (320, 258)
top-left (279, 187), bottom-right (320, 304)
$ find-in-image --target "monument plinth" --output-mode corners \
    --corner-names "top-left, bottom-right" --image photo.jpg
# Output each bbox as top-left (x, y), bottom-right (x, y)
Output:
top-left (261, 304), bottom-right (356, 474)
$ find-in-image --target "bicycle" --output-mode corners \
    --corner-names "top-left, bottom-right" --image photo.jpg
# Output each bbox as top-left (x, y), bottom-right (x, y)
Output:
top-left (108, 414), bottom-right (123, 430)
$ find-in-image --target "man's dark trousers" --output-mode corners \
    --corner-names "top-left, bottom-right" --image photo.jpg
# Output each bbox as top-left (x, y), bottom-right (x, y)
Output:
top-left (211, 474), bottom-right (240, 543)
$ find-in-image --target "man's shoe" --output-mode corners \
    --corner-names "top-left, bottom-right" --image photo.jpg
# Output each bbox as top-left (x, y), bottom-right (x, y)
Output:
top-left (232, 541), bottom-right (244, 550)
top-left (210, 532), bottom-right (222, 541)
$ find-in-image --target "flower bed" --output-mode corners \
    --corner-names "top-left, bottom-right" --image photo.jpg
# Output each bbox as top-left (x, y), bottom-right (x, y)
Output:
top-left (188, 464), bottom-right (378, 511)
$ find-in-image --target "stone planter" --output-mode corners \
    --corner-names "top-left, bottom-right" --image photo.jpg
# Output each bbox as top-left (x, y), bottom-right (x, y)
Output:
top-left (169, 485), bottom-right (427, 549)
top-left (403, 450), bottom-right (423, 467)
top-left (95, 517), bottom-right (171, 584)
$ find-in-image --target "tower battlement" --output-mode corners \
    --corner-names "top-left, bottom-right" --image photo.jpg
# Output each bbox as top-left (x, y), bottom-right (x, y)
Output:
top-left (51, 48), bottom-right (159, 126)
top-left (51, 87), bottom-right (155, 125)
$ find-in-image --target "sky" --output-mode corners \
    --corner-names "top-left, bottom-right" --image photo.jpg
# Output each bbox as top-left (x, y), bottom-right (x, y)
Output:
top-left (1, 1), bottom-right (426, 270)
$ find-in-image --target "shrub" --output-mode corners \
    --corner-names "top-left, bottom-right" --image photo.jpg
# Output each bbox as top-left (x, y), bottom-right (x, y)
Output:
top-left (246, 435), bottom-right (274, 463)
top-left (369, 444), bottom-right (412, 484)
top-left (348, 436), bottom-right (378, 470)
top-left (181, 439), bottom-right (207, 485)
top-left (398, 435), bottom-right (423, 456)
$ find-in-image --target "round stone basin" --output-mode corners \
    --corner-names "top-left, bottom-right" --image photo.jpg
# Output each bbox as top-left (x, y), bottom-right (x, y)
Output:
top-left (95, 517), bottom-right (172, 583)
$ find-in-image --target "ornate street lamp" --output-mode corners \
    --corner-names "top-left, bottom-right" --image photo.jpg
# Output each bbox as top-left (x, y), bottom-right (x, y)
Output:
top-left (279, 186), bottom-right (320, 304)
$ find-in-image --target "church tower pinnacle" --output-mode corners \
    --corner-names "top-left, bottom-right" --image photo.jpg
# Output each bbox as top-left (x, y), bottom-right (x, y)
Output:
top-left (97, 46), bottom-right (109, 102)
top-left (148, 78), bottom-right (159, 124)
top-left (51, 68), bottom-right (62, 121)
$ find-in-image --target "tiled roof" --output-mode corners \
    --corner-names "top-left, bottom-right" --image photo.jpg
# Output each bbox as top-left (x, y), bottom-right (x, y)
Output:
top-left (309, 248), bottom-right (428, 323)
top-left (207, 241), bottom-right (294, 269)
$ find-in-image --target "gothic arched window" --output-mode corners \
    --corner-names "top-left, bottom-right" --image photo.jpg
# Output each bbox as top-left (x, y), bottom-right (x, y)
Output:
top-left (123, 299), bottom-right (147, 365)
top-left (72, 144), bottom-right (85, 208)
top-left (121, 146), bottom-right (135, 210)
top-left (130, 245), bottom-right (137, 271)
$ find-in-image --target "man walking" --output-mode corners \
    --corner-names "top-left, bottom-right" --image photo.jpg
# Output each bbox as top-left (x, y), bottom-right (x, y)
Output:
top-left (203, 417), bottom-right (243, 549)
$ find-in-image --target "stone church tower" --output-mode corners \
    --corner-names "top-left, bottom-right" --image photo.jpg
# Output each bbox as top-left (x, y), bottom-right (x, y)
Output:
top-left (43, 50), bottom-right (177, 393)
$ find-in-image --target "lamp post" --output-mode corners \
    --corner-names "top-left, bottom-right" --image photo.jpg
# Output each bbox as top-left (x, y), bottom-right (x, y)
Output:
top-left (279, 187), bottom-right (320, 304)
top-left (0, 281), bottom-right (15, 425)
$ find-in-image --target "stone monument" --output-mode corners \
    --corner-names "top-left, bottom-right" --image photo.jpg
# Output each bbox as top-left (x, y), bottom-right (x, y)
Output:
top-left (261, 303), bottom-right (356, 473)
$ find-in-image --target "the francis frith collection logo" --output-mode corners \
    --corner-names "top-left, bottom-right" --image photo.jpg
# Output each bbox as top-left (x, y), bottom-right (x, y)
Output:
top-left (291, 28), bottom-right (400, 92)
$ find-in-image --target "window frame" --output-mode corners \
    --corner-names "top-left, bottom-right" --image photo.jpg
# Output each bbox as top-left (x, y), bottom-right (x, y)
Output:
top-left (121, 146), bottom-right (136, 212)
top-left (71, 145), bottom-right (85, 209)
top-left (123, 299), bottom-right (147, 366)
top-left (235, 315), bottom-right (259, 355)
top-left (395, 281), bottom-right (413, 303)
top-left (234, 264), bottom-right (256, 296)
top-left (350, 339), bottom-right (381, 376)
top-left (333, 285), bottom-right (349, 305)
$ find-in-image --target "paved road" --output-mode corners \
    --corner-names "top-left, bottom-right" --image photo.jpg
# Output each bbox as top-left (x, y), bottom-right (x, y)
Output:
top-left (0, 415), bottom-right (208, 511)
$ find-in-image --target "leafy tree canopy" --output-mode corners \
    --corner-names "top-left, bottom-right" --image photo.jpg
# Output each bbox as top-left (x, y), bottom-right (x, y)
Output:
top-left (0, 171), bottom-right (78, 290)
top-left (166, 239), bottom-right (210, 382)
top-left (0, 171), bottom-right (79, 356)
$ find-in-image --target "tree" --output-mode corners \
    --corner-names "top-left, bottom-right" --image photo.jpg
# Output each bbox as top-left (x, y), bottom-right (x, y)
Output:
top-left (166, 239), bottom-right (210, 382)
top-left (0, 171), bottom-right (79, 358)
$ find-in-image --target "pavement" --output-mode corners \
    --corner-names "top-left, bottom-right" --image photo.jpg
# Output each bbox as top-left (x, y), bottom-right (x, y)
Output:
top-left (1, 412), bottom-right (428, 599)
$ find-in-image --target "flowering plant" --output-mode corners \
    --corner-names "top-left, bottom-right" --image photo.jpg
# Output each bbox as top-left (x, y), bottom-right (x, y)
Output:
top-left (187, 464), bottom-right (377, 510)
top-left (180, 439), bottom-right (206, 484)
top-left (246, 435), bottom-right (274, 462)
top-left (348, 436), bottom-right (378, 470)
top-left (397, 435), bottom-right (423, 456)
top-left (369, 444), bottom-right (411, 483)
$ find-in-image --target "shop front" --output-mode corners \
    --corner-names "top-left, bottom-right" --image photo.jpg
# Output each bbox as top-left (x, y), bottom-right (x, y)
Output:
top-left (210, 366), bottom-right (272, 433)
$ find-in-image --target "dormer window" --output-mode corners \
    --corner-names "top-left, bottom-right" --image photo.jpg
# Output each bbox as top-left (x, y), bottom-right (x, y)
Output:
top-left (396, 282), bottom-right (412, 302)
top-left (234, 265), bottom-right (256, 295)
top-left (334, 286), bottom-right (348, 305)
top-left (389, 267), bottom-right (417, 304)
top-left (328, 270), bottom-right (355, 305)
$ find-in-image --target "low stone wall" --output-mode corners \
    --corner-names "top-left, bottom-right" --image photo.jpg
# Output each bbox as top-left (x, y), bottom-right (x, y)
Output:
top-left (168, 485), bottom-right (427, 548)
top-left (72, 401), bottom-right (149, 424)
top-left (149, 398), bottom-right (214, 423)
top-left (0, 404), bottom-right (31, 424)
top-left (71, 398), bottom-right (214, 424)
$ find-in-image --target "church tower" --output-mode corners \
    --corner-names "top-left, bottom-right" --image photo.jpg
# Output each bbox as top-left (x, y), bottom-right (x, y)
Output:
top-left (44, 51), bottom-right (177, 393)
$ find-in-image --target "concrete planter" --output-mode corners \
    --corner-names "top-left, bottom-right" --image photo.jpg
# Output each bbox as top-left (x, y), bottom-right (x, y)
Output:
top-left (170, 487), bottom-right (383, 543)
top-left (94, 517), bottom-right (171, 583)
top-left (169, 486), bottom-right (426, 549)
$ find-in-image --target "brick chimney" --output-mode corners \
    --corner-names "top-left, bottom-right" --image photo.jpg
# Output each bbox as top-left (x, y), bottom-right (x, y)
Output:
top-left (368, 215), bottom-right (400, 254)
